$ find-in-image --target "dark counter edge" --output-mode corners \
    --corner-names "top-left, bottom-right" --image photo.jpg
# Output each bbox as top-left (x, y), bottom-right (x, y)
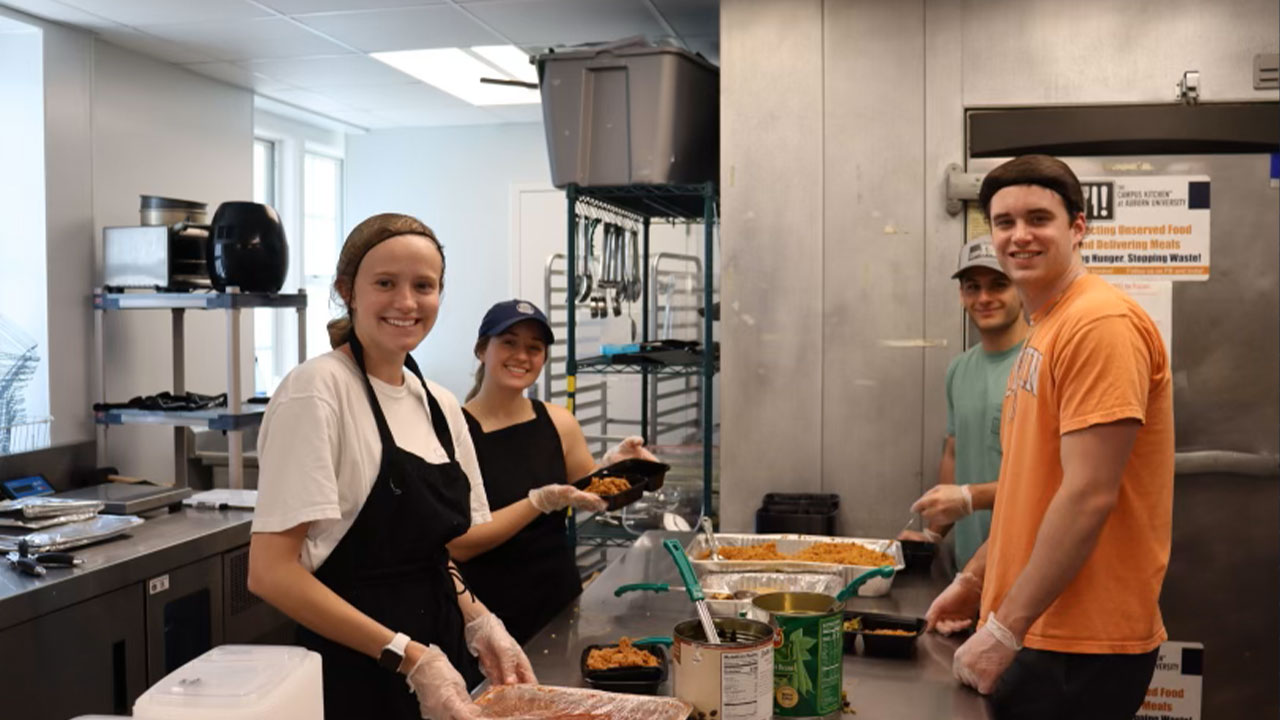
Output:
top-left (0, 507), bottom-right (255, 629)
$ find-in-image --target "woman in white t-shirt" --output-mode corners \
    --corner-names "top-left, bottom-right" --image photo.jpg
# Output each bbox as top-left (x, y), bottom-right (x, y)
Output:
top-left (248, 213), bottom-right (533, 720)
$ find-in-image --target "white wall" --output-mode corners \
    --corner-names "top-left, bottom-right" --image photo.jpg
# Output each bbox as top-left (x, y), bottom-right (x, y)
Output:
top-left (92, 41), bottom-right (254, 483)
top-left (344, 123), bottom-right (551, 398)
top-left (1, 4), bottom-right (255, 483)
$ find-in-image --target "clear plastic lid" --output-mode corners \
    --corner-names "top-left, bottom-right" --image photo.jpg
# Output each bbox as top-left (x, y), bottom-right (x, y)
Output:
top-left (142, 645), bottom-right (311, 707)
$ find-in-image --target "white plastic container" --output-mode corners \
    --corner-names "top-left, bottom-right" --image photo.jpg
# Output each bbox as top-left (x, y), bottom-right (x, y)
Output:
top-left (133, 645), bottom-right (322, 720)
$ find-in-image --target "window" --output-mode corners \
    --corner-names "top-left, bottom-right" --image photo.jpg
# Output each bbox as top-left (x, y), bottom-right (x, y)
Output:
top-left (250, 114), bottom-right (345, 394)
top-left (0, 18), bottom-right (50, 454)
top-left (302, 152), bottom-right (343, 362)
top-left (252, 138), bottom-right (279, 393)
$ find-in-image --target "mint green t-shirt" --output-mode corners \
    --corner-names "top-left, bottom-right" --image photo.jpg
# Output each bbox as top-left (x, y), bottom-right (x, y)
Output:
top-left (944, 340), bottom-right (1023, 570)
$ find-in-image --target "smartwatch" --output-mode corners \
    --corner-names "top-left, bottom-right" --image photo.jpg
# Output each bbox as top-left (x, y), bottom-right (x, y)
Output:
top-left (379, 632), bottom-right (411, 671)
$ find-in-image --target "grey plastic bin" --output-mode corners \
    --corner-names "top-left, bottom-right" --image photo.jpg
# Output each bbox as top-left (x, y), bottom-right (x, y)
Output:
top-left (537, 39), bottom-right (719, 188)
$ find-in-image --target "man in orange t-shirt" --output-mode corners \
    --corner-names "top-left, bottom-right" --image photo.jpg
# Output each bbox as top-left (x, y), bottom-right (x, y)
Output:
top-left (924, 154), bottom-right (1174, 720)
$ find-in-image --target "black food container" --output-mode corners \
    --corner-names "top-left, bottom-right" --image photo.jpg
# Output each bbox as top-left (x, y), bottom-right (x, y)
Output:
top-left (599, 458), bottom-right (671, 490)
top-left (580, 643), bottom-right (667, 694)
top-left (899, 539), bottom-right (937, 573)
top-left (572, 472), bottom-right (646, 511)
top-left (843, 611), bottom-right (926, 658)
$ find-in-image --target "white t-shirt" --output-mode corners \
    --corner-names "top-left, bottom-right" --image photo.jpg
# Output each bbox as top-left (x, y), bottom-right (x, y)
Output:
top-left (252, 350), bottom-right (491, 571)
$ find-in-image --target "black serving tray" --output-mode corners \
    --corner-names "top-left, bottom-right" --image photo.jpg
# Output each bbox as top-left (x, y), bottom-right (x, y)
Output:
top-left (572, 473), bottom-right (645, 511)
top-left (580, 643), bottom-right (667, 694)
top-left (843, 611), bottom-right (926, 658)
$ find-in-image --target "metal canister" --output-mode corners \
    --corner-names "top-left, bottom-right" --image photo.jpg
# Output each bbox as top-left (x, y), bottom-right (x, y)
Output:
top-left (752, 592), bottom-right (844, 719)
top-left (672, 616), bottom-right (774, 720)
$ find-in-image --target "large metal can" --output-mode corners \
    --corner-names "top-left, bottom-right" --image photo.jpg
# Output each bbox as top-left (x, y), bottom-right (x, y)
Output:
top-left (752, 592), bottom-right (844, 719)
top-left (672, 616), bottom-right (774, 720)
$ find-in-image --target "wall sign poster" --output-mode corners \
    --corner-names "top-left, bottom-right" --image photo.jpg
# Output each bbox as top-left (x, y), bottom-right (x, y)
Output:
top-left (1135, 641), bottom-right (1203, 720)
top-left (1079, 176), bottom-right (1211, 281)
top-left (1104, 279), bottom-right (1172, 360)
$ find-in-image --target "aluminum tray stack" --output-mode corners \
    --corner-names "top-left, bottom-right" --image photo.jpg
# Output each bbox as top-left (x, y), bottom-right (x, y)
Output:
top-left (685, 533), bottom-right (906, 597)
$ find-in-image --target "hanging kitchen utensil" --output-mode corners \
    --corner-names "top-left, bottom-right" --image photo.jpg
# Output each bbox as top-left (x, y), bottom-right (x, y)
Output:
top-left (662, 538), bottom-right (719, 644)
top-left (628, 227), bottom-right (642, 301)
top-left (699, 516), bottom-right (721, 560)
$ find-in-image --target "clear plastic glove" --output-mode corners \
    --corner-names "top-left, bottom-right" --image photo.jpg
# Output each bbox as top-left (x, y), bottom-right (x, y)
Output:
top-left (464, 612), bottom-right (537, 686)
top-left (925, 571), bottom-right (983, 635)
top-left (601, 436), bottom-right (659, 466)
top-left (897, 528), bottom-right (944, 543)
top-left (952, 613), bottom-right (1021, 694)
top-left (528, 484), bottom-right (607, 513)
top-left (404, 644), bottom-right (485, 720)
top-left (910, 484), bottom-right (973, 526)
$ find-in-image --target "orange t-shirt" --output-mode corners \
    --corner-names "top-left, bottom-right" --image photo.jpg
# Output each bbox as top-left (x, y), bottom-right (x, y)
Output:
top-left (980, 273), bottom-right (1174, 654)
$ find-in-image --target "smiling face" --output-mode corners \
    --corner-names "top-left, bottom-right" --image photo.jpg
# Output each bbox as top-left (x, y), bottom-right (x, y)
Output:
top-left (958, 267), bottom-right (1022, 335)
top-left (342, 233), bottom-right (443, 360)
top-left (479, 321), bottom-right (548, 393)
top-left (988, 183), bottom-right (1087, 310)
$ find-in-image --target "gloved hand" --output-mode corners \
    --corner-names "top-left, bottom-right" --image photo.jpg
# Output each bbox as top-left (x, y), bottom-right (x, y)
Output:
top-left (528, 484), bottom-right (607, 513)
top-left (404, 644), bottom-right (484, 720)
top-left (925, 571), bottom-right (982, 635)
top-left (897, 528), bottom-right (944, 543)
top-left (464, 612), bottom-right (537, 685)
top-left (952, 613), bottom-right (1021, 694)
top-left (910, 484), bottom-right (973, 526)
top-left (601, 436), bottom-right (659, 466)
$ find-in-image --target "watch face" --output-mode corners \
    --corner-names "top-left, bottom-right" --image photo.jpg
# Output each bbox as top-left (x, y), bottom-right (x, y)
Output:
top-left (379, 647), bottom-right (403, 671)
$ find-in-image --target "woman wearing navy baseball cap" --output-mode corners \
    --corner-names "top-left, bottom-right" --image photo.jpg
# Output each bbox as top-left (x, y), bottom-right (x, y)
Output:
top-left (449, 299), bottom-right (657, 643)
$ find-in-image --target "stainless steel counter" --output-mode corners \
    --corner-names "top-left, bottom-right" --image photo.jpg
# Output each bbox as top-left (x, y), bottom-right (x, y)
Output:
top-left (521, 531), bottom-right (992, 719)
top-left (0, 506), bottom-right (254, 629)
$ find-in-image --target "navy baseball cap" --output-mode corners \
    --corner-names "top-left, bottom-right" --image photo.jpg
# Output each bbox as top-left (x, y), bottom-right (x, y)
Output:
top-left (478, 300), bottom-right (555, 344)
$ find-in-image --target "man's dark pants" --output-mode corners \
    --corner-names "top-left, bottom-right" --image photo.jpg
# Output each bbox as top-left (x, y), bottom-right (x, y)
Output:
top-left (990, 647), bottom-right (1159, 720)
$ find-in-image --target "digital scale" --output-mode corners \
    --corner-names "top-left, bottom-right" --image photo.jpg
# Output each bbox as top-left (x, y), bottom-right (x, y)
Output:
top-left (54, 483), bottom-right (192, 515)
top-left (1, 475), bottom-right (55, 500)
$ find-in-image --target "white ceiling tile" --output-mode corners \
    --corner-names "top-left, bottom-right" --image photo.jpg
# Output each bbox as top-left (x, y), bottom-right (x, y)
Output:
top-left (483, 103), bottom-right (542, 123)
top-left (59, 0), bottom-right (271, 26)
top-left (244, 54), bottom-right (412, 87)
top-left (309, 82), bottom-right (475, 113)
top-left (133, 16), bottom-right (350, 60)
top-left (0, 0), bottom-right (122, 29)
top-left (463, 0), bottom-right (666, 46)
top-left (182, 61), bottom-right (298, 92)
top-left (377, 105), bottom-right (503, 127)
top-left (95, 26), bottom-right (218, 64)
top-left (293, 6), bottom-right (500, 52)
top-left (256, 0), bottom-right (445, 13)
top-left (261, 87), bottom-right (357, 115)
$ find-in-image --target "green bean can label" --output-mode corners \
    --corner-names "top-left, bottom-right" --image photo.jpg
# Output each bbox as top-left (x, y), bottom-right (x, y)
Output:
top-left (771, 612), bottom-right (843, 717)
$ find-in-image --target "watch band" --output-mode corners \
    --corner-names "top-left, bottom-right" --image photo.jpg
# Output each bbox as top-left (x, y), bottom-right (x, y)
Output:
top-left (378, 632), bottom-right (411, 671)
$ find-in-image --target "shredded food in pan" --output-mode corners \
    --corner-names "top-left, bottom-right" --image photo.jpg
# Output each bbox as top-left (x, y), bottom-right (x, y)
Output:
top-left (585, 637), bottom-right (659, 670)
top-left (584, 476), bottom-right (630, 496)
top-left (709, 540), bottom-right (895, 567)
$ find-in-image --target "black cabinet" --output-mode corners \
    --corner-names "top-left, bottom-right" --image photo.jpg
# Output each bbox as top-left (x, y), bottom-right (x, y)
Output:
top-left (144, 554), bottom-right (224, 685)
top-left (0, 583), bottom-right (147, 720)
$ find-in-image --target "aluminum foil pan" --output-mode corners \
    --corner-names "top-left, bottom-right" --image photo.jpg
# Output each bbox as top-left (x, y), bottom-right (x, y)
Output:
top-left (475, 684), bottom-right (692, 719)
top-left (686, 533), bottom-right (906, 597)
top-left (0, 497), bottom-right (105, 518)
top-left (0, 511), bottom-right (102, 530)
top-left (701, 572), bottom-right (846, 618)
top-left (0, 514), bottom-right (144, 552)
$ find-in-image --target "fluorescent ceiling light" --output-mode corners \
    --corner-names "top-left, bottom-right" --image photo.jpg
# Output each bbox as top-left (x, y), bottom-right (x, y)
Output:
top-left (371, 46), bottom-right (540, 106)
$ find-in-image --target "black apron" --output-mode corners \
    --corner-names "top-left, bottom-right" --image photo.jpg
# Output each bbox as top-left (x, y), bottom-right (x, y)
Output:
top-left (456, 400), bottom-right (581, 645)
top-left (297, 334), bottom-right (481, 720)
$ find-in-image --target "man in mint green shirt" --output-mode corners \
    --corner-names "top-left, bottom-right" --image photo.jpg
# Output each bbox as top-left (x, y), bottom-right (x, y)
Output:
top-left (903, 237), bottom-right (1028, 570)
